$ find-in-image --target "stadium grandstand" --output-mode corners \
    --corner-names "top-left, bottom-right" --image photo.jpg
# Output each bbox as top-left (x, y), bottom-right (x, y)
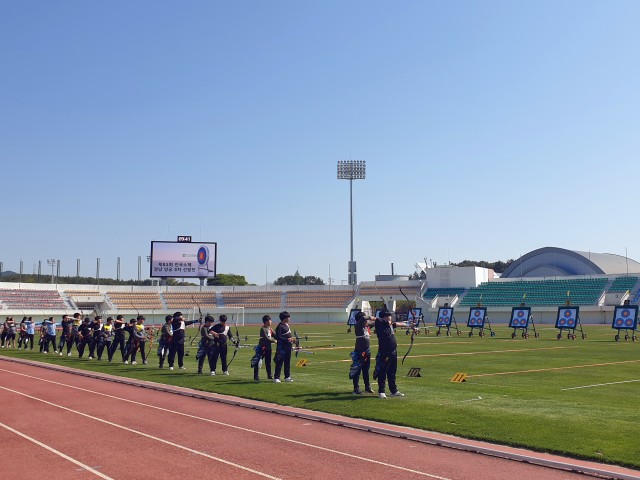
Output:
top-left (1, 247), bottom-right (640, 326)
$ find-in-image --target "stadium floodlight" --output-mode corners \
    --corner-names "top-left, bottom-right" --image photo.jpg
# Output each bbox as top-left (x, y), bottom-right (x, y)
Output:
top-left (47, 259), bottom-right (56, 284)
top-left (337, 160), bottom-right (366, 285)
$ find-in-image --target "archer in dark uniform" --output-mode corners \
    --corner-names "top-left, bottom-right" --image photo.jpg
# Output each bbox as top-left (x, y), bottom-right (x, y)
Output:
top-left (210, 315), bottom-right (235, 375)
top-left (109, 315), bottom-right (127, 363)
top-left (168, 311), bottom-right (199, 370)
top-left (196, 316), bottom-right (218, 374)
top-left (350, 311), bottom-right (376, 394)
top-left (123, 319), bottom-right (138, 365)
top-left (252, 315), bottom-right (276, 381)
top-left (158, 315), bottom-right (173, 369)
top-left (88, 316), bottom-right (103, 359)
top-left (77, 318), bottom-right (93, 358)
top-left (273, 311), bottom-right (295, 383)
top-left (374, 309), bottom-right (414, 399)
top-left (58, 315), bottom-right (73, 356)
top-left (96, 317), bottom-right (113, 360)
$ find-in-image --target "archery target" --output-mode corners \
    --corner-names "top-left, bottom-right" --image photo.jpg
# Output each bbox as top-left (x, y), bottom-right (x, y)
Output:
top-left (436, 307), bottom-right (453, 326)
top-left (467, 307), bottom-right (486, 328)
top-left (556, 307), bottom-right (578, 329)
top-left (509, 307), bottom-right (531, 329)
top-left (347, 308), bottom-right (361, 326)
top-left (612, 305), bottom-right (638, 330)
top-left (197, 246), bottom-right (209, 265)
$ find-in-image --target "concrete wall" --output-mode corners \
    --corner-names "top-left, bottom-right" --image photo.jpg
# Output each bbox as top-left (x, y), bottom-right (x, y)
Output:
top-left (425, 266), bottom-right (490, 288)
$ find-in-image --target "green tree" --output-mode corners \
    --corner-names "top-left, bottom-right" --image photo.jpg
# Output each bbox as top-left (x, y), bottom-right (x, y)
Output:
top-left (207, 273), bottom-right (249, 286)
top-left (451, 259), bottom-right (515, 273)
top-left (273, 270), bottom-right (325, 286)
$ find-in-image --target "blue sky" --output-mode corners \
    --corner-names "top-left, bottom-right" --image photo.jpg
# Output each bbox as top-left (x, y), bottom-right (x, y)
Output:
top-left (1, 1), bottom-right (639, 285)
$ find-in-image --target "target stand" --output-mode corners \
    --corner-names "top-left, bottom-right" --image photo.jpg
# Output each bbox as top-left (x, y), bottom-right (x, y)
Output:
top-left (555, 305), bottom-right (585, 340)
top-left (466, 306), bottom-right (495, 337)
top-left (611, 304), bottom-right (638, 342)
top-left (509, 306), bottom-right (539, 339)
top-left (435, 306), bottom-right (461, 336)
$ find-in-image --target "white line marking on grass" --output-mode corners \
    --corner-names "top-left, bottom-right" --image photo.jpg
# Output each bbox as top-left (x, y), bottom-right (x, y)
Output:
top-left (314, 345), bottom-right (578, 364)
top-left (0, 421), bottom-right (114, 479)
top-left (0, 386), bottom-right (281, 480)
top-left (562, 379), bottom-right (640, 391)
top-left (470, 359), bottom-right (640, 378)
top-left (2, 369), bottom-right (452, 480)
top-left (459, 396), bottom-right (483, 403)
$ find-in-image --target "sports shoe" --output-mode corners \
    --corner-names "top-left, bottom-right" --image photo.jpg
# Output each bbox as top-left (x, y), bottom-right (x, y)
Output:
top-left (132, 361), bottom-right (137, 365)
top-left (59, 352), bottom-right (62, 356)
top-left (143, 360), bottom-right (148, 365)
top-left (210, 371), bottom-right (216, 376)
top-left (179, 366), bottom-right (186, 370)
top-left (67, 353), bottom-right (71, 357)
top-left (353, 389), bottom-right (363, 395)
top-left (273, 378), bottom-right (281, 383)
top-left (284, 377), bottom-right (293, 382)
top-left (43, 351), bottom-right (48, 354)
top-left (254, 378), bottom-right (260, 382)
top-left (88, 356), bottom-right (93, 360)
top-left (223, 371), bottom-right (229, 376)
top-left (169, 366), bottom-right (174, 370)
top-left (391, 391), bottom-right (405, 397)
top-left (365, 388), bottom-right (374, 394)
top-left (197, 370), bottom-right (203, 374)
top-left (379, 393), bottom-right (387, 399)
top-left (124, 360), bottom-right (129, 365)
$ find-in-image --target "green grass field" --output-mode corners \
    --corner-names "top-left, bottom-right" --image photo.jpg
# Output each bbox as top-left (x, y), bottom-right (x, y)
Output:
top-left (2, 323), bottom-right (640, 469)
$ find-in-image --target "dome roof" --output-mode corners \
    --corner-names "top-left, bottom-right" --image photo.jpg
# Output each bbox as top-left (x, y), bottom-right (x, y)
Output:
top-left (501, 247), bottom-right (640, 278)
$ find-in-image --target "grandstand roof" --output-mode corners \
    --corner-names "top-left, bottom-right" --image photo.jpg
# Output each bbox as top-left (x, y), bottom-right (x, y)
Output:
top-left (501, 247), bottom-right (640, 278)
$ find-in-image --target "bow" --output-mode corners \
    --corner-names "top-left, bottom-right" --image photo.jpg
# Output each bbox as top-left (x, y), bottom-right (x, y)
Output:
top-left (226, 313), bottom-right (241, 367)
top-left (293, 329), bottom-right (315, 356)
top-left (146, 327), bottom-right (159, 359)
top-left (400, 286), bottom-right (419, 365)
top-left (189, 294), bottom-right (204, 346)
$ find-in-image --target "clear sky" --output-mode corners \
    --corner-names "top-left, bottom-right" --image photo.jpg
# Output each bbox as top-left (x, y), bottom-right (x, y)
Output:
top-left (1, 1), bottom-right (639, 285)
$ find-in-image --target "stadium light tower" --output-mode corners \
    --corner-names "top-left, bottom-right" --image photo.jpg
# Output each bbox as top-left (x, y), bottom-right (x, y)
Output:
top-left (47, 259), bottom-right (56, 284)
top-left (337, 160), bottom-right (366, 285)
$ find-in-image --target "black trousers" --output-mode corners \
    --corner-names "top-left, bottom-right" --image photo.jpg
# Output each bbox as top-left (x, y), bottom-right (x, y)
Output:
top-left (352, 348), bottom-right (371, 391)
top-left (110, 336), bottom-right (126, 362)
top-left (97, 340), bottom-right (111, 360)
top-left (376, 350), bottom-right (398, 394)
top-left (44, 334), bottom-right (57, 353)
top-left (253, 346), bottom-right (272, 380)
top-left (274, 346), bottom-right (292, 379)
top-left (26, 334), bottom-right (35, 350)
top-left (77, 338), bottom-right (93, 358)
top-left (158, 340), bottom-right (170, 367)
top-left (210, 344), bottom-right (228, 372)
top-left (168, 342), bottom-right (185, 368)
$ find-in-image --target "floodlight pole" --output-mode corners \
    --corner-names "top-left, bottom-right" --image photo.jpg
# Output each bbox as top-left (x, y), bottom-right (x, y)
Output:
top-left (47, 259), bottom-right (56, 284)
top-left (337, 160), bottom-right (366, 286)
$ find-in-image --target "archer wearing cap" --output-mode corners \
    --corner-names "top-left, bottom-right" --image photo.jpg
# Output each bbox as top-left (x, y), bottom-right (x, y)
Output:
top-left (273, 311), bottom-right (295, 383)
top-left (350, 311), bottom-right (376, 395)
top-left (253, 315), bottom-right (276, 381)
top-left (168, 311), bottom-right (200, 370)
top-left (373, 309), bottom-right (414, 399)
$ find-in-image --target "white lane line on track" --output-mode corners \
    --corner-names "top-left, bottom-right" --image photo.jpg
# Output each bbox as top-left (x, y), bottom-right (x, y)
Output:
top-left (561, 379), bottom-right (640, 391)
top-left (0, 385), bottom-right (280, 480)
top-left (1, 368), bottom-right (451, 480)
top-left (0, 421), bottom-right (114, 480)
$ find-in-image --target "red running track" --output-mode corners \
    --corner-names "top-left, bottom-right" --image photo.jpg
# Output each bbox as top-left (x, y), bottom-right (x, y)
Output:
top-left (0, 358), bottom-right (636, 480)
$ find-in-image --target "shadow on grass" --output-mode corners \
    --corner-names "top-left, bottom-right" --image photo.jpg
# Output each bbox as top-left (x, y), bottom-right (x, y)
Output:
top-left (289, 391), bottom-right (375, 403)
